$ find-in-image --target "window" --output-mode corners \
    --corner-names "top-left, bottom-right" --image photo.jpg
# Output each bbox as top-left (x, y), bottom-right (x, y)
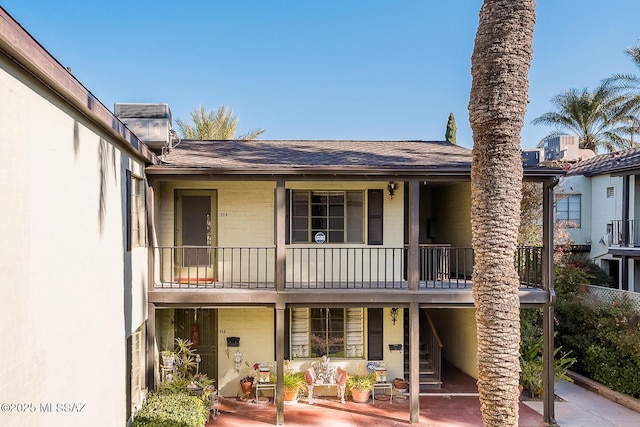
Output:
top-left (127, 171), bottom-right (146, 250)
top-left (290, 191), bottom-right (364, 243)
top-left (128, 322), bottom-right (146, 418)
top-left (607, 186), bottom-right (615, 198)
top-left (290, 308), bottom-right (364, 359)
top-left (557, 194), bottom-right (581, 227)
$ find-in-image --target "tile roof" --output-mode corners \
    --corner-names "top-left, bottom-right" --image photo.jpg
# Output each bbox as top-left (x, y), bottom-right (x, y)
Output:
top-left (567, 147), bottom-right (640, 176)
top-left (158, 139), bottom-right (472, 171)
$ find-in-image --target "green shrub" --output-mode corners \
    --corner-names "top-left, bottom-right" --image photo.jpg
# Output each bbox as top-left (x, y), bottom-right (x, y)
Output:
top-left (585, 345), bottom-right (640, 397)
top-left (553, 257), bottom-right (640, 398)
top-left (132, 391), bottom-right (209, 427)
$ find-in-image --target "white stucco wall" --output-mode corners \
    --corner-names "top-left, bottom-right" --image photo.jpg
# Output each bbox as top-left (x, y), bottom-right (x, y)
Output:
top-left (0, 54), bottom-right (147, 426)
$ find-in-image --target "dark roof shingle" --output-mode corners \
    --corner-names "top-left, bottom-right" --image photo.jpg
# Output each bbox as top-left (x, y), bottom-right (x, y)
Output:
top-left (160, 139), bottom-right (472, 170)
top-left (567, 147), bottom-right (640, 176)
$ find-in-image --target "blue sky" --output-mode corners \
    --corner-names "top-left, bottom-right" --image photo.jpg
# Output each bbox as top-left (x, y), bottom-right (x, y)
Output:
top-left (3, 1), bottom-right (640, 149)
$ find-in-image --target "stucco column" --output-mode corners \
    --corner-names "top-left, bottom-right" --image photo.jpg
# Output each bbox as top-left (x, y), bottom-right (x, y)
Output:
top-left (408, 180), bottom-right (420, 291)
top-left (275, 304), bottom-right (285, 425)
top-left (275, 180), bottom-right (286, 292)
top-left (542, 178), bottom-right (557, 424)
top-left (409, 301), bottom-right (420, 423)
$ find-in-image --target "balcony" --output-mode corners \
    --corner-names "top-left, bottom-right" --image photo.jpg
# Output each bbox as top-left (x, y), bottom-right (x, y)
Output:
top-left (610, 220), bottom-right (640, 247)
top-left (153, 246), bottom-right (543, 290)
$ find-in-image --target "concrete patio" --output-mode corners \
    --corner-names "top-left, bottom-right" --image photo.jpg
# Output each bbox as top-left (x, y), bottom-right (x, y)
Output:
top-left (205, 363), bottom-right (640, 426)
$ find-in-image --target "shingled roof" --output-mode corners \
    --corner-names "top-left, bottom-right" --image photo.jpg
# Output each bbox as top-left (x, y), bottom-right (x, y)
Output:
top-left (145, 139), bottom-right (562, 179)
top-left (567, 147), bottom-right (640, 176)
top-left (160, 139), bottom-right (469, 168)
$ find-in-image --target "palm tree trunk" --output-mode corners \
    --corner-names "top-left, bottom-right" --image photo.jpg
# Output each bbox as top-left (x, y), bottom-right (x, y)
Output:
top-left (468, 1), bottom-right (536, 426)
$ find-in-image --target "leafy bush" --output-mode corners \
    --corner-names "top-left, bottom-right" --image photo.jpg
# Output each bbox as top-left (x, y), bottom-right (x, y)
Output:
top-left (132, 391), bottom-right (209, 427)
top-left (519, 332), bottom-right (576, 398)
top-left (553, 255), bottom-right (640, 398)
top-left (585, 345), bottom-right (640, 397)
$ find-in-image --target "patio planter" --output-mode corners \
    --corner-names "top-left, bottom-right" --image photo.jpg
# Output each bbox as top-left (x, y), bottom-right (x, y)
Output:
top-left (350, 388), bottom-right (371, 403)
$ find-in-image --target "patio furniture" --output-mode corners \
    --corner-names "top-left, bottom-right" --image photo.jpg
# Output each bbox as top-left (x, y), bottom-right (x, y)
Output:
top-left (368, 361), bottom-right (392, 402)
top-left (254, 362), bottom-right (276, 404)
top-left (305, 356), bottom-right (347, 404)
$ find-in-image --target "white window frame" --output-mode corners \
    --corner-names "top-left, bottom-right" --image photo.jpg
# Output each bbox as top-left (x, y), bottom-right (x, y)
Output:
top-left (290, 190), bottom-right (364, 244)
top-left (290, 307), bottom-right (364, 359)
top-left (557, 194), bottom-right (581, 228)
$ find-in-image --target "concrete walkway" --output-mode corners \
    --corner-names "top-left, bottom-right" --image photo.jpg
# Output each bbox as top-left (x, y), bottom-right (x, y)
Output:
top-left (524, 380), bottom-right (640, 427)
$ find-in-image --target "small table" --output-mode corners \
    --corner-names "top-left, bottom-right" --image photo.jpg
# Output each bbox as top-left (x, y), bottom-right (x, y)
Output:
top-left (372, 382), bottom-right (393, 402)
top-left (254, 382), bottom-right (276, 404)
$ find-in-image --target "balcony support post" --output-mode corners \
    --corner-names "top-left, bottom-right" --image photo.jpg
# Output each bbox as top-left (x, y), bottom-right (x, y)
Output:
top-left (542, 178), bottom-right (558, 425)
top-left (275, 303), bottom-right (285, 425)
top-left (409, 301), bottom-right (420, 424)
top-left (275, 180), bottom-right (286, 292)
top-left (408, 180), bottom-right (420, 291)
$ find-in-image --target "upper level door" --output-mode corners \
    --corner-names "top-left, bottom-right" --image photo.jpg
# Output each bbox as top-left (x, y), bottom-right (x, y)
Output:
top-left (175, 190), bottom-right (218, 282)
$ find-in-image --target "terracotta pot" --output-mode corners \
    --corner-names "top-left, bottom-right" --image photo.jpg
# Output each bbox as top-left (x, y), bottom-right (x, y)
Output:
top-left (393, 379), bottom-right (408, 390)
top-left (283, 388), bottom-right (299, 402)
top-left (240, 381), bottom-right (253, 395)
top-left (350, 388), bottom-right (371, 403)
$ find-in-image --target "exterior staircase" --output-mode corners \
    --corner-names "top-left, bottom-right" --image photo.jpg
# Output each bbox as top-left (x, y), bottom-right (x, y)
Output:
top-left (403, 308), bottom-right (443, 392)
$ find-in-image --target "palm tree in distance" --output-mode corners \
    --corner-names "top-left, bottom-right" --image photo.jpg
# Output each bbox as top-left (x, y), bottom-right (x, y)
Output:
top-left (532, 86), bottom-right (633, 153)
top-left (176, 104), bottom-right (264, 140)
top-left (604, 40), bottom-right (640, 144)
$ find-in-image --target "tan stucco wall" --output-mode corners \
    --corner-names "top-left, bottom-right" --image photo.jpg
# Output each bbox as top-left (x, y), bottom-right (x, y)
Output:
top-left (154, 307), bottom-right (406, 397)
top-left (0, 54), bottom-right (148, 426)
top-left (431, 182), bottom-right (472, 247)
top-left (428, 308), bottom-right (478, 379)
top-left (157, 181), bottom-right (404, 247)
top-left (217, 308), bottom-right (275, 397)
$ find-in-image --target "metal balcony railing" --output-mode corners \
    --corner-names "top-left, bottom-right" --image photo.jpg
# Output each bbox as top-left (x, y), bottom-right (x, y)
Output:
top-left (610, 220), bottom-right (640, 247)
top-left (153, 245), bottom-right (543, 290)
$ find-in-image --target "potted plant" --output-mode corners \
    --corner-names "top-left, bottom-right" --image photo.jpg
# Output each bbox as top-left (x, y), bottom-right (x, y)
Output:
top-left (239, 375), bottom-right (254, 397)
top-left (160, 349), bottom-right (177, 369)
top-left (282, 370), bottom-right (307, 403)
top-left (393, 377), bottom-right (408, 391)
top-left (346, 372), bottom-right (376, 403)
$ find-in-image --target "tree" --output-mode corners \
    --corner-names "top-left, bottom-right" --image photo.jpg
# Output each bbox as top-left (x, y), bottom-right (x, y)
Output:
top-left (176, 104), bottom-right (264, 140)
top-left (604, 39), bottom-right (640, 144)
top-left (445, 112), bottom-right (457, 144)
top-left (518, 182), bottom-right (543, 246)
top-left (468, 1), bottom-right (535, 426)
top-left (532, 86), bottom-right (632, 153)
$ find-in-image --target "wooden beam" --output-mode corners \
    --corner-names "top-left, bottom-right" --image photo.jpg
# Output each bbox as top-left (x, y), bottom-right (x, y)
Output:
top-left (275, 305), bottom-right (285, 425)
top-left (275, 180), bottom-right (286, 292)
top-left (408, 180), bottom-right (420, 291)
top-left (409, 302), bottom-right (420, 423)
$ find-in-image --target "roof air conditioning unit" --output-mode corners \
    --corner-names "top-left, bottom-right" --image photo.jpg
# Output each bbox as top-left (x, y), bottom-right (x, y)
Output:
top-left (114, 103), bottom-right (172, 152)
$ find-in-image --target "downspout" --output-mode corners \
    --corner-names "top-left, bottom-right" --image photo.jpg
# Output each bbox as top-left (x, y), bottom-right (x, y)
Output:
top-left (542, 177), bottom-right (559, 425)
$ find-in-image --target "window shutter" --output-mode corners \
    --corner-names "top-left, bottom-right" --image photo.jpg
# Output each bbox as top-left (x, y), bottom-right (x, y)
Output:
top-left (126, 170), bottom-right (132, 252)
top-left (285, 189), bottom-right (291, 244)
top-left (368, 190), bottom-right (383, 245)
top-left (367, 308), bottom-right (384, 360)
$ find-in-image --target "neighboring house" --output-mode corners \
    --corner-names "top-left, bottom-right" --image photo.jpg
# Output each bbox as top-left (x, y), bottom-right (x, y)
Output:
top-left (0, 7), bottom-right (564, 427)
top-left (0, 8), bottom-right (156, 427)
top-left (559, 146), bottom-right (640, 292)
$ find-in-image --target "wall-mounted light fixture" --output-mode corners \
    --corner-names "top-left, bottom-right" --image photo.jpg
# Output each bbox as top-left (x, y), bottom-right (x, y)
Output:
top-left (390, 307), bottom-right (399, 325)
top-left (387, 181), bottom-right (396, 199)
